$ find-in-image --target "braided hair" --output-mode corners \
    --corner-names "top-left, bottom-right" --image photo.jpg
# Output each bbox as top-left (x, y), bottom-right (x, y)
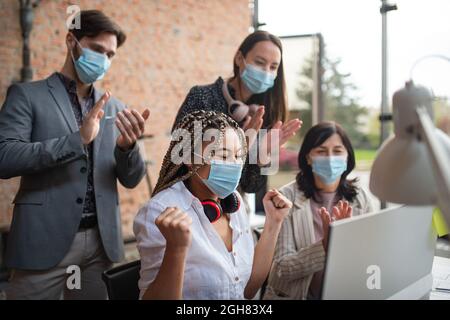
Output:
top-left (152, 110), bottom-right (248, 197)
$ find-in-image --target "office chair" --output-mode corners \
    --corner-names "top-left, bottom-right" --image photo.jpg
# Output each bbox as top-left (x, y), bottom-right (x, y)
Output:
top-left (102, 260), bottom-right (141, 300)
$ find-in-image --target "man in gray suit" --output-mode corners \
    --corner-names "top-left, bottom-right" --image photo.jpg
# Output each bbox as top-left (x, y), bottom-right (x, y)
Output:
top-left (0, 10), bottom-right (149, 299)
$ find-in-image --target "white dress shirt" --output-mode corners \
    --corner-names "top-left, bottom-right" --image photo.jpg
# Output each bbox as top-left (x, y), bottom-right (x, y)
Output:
top-left (133, 181), bottom-right (255, 299)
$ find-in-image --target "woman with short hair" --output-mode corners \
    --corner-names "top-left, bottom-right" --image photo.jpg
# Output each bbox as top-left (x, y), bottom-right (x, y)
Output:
top-left (264, 121), bottom-right (374, 300)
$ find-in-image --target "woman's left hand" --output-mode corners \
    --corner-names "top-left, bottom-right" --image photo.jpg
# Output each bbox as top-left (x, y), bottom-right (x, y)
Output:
top-left (242, 106), bottom-right (265, 150)
top-left (263, 189), bottom-right (292, 225)
top-left (258, 119), bottom-right (303, 166)
top-left (244, 189), bottom-right (292, 300)
top-left (331, 200), bottom-right (353, 221)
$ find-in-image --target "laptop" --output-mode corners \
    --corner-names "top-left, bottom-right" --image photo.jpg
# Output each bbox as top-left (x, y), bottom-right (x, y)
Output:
top-left (321, 205), bottom-right (436, 299)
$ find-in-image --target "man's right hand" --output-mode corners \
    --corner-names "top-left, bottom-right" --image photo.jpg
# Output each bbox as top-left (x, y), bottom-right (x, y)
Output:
top-left (80, 91), bottom-right (111, 145)
top-left (155, 207), bottom-right (192, 251)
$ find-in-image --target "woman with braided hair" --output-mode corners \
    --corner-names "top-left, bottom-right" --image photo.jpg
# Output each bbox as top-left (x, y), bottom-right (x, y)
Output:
top-left (134, 110), bottom-right (292, 300)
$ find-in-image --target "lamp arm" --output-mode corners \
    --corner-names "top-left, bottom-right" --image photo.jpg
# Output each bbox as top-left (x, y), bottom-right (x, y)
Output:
top-left (416, 106), bottom-right (450, 225)
top-left (410, 54), bottom-right (450, 80)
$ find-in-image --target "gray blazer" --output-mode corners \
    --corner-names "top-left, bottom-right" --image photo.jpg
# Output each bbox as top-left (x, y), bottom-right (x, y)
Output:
top-left (0, 73), bottom-right (146, 270)
top-left (263, 181), bottom-right (374, 300)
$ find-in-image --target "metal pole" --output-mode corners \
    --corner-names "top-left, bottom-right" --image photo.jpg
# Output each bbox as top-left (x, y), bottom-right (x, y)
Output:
top-left (251, 0), bottom-right (267, 215)
top-left (252, 0), bottom-right (259, 30)
top-left (312, 38), bottom-right (319, 125)
top-left (137, 134), bottom-right (155, 197)
top-left (251, 0), bottom-right (266, 31)
top-left (317, 33), bottom-right (324, 123)
top-left (19, 0), bottom-right (41, 83)
top-left (311, 33), bottom-right (324, 125)
top-left (381, 1), bottom-right (388, 144)
top-left (379, 0), bottom-right (397, 209)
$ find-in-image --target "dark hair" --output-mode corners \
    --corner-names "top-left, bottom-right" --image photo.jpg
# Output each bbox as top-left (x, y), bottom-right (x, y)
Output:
top-left (296, 121), bottom-right (358, 202)
top-left (69, 10), bottom-right (126, 48)
top-left (152, 110), bottom-right (247, 197)
top-left (232, 30), bottom-right (287, 127)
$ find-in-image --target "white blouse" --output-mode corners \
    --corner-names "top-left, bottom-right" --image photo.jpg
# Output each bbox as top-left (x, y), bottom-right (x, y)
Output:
top-left (133, 181), bottom-right (255, 299)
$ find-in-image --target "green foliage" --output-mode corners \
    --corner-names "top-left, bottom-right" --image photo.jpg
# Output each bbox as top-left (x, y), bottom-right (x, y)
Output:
top-left (354, 149), bottom-right (377, 162)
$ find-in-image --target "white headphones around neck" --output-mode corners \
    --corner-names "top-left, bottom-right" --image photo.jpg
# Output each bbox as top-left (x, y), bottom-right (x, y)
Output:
top-left (222, 81), bottom-right (259, 124)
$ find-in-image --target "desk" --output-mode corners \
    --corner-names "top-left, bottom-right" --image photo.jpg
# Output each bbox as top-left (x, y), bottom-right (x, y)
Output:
top-left (430, 256), bottom-right (450, 300)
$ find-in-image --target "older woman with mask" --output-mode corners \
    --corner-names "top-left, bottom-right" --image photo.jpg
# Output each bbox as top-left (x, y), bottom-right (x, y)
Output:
top-left (263, 121), bottom-right (374, 300)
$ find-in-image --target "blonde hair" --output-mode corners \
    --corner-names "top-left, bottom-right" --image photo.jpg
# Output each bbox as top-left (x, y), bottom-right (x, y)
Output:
top-left (152, 110), bottom-right (247, 197)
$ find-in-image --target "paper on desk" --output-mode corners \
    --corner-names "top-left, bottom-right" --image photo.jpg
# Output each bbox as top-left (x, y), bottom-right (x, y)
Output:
top-left (433, 208), bottom-right (449, 237)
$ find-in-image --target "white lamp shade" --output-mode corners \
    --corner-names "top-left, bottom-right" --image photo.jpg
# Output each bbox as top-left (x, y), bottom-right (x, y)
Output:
top-left (370, 127), bottom-right (450, 228)
top-left (369, 133), bottom-right (439, 205)
top-left (371, 81), bottom-right (450, 226)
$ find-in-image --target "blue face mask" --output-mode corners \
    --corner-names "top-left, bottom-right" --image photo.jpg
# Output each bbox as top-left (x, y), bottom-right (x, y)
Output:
top-left (240, 60), bottom-right (276, 94)
top-left (196, 157), bottom-right (243, 199)
top-left (311, 156), bottom-right (348, 185)
top-left (71, 38), bottom-right (111, 84)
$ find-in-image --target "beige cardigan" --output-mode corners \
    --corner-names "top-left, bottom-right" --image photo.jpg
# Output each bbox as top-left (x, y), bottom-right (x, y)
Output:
top-left (263, 180), bottom-right (374, 300)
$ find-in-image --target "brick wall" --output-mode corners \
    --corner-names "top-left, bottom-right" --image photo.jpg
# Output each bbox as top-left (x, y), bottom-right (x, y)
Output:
top-left (0, 0), bottom-right (251, 238)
